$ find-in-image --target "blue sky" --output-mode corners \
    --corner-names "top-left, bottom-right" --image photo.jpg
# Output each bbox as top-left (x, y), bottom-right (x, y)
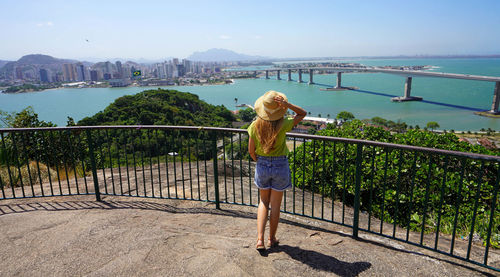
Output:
top-left (1, 0), bottom-right (499, 61)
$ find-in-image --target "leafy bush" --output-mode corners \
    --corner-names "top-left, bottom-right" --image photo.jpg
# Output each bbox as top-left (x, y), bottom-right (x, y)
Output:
top-left (289, 119), bottom-right (499, 247)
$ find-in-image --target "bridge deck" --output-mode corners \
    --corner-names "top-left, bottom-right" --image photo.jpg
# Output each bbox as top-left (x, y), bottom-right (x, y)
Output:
top-left (233, 67), bottom-right (500, 82)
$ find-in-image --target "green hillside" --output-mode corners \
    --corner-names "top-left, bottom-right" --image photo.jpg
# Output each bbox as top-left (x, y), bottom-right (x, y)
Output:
top-left (77, 89), bottom-right (235, 127)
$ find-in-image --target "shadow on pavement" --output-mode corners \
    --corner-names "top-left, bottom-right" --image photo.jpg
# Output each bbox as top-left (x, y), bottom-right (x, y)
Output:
top-left (0, 198), bottom-right (496, 276)
top-left (269, 244), bottom-right (371, 277)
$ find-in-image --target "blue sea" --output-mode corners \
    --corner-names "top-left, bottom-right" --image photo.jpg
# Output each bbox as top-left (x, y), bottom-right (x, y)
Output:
top-left (1, 58), bottom-right (499, 131)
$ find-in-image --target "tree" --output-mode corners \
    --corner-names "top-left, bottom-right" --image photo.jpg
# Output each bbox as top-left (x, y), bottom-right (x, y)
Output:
top-left (66, 116), bottom-right (76, 126)
top-left (234, 98), bottom-right (238, 104)
top-left (327, 114), bottom-right (330, 119)
top-left (239, 108), bottom-right (256, 122)
top-left (336, 111), bottom-right (355, 122)
top-left (426, 121), bottom-right (440, 131)
top-left (371, 116), bottom-right (388, 126)
top-left (0, 106), bottom-right (55, 128)
top-left (78, 89), bottom-right (235, 127)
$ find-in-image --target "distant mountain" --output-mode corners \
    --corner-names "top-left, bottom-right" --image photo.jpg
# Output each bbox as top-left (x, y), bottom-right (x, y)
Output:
top-left (78, 57), bottom-right (172, 64)
top-left (187, 48), bottom-right (270, 62)
top-left (0, 54), bottom-right (82, 77)
top-left (0, 60), bottom-right (11, 69)
top-left (15, 54), bottom-right (76, 65)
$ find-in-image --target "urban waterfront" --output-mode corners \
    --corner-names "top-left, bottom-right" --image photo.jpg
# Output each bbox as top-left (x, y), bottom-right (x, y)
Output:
top-left (1, 58), bottom-right (500, 131)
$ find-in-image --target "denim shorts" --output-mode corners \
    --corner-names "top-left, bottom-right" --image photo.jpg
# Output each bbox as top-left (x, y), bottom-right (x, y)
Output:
top-left (254, 155), bottom-right (292, 191)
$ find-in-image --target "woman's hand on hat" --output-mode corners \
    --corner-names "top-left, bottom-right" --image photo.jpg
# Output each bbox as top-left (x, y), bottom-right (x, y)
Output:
top-left (274, 96), bottom-right (288, 109)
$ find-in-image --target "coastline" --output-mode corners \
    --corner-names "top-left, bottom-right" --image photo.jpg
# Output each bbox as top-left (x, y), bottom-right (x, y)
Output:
top-left (0, 79), bottom-right (236, 94)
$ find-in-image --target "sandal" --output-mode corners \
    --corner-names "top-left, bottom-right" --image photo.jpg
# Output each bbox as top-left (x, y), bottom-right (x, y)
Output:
top-left (256, 239), bottom-right (266, 250)
top-left (267, 238), bottom-right (279, 248)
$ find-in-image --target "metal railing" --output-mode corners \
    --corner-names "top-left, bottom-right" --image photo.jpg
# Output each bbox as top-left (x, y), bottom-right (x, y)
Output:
top-left (0, 125), bottom-right (499, 272)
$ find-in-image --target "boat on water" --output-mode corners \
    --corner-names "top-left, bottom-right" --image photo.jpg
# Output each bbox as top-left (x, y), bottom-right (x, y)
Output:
top-left (319, 86), bottom-right (358, 91)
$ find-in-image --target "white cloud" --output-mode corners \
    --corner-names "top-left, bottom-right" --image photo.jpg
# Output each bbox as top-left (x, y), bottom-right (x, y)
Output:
top-left (219, 35), bottom-right (231, 40)
top-left (36, 22), bottom-right (54, 27)
top-left (254, 35), bottom-right (262, 39)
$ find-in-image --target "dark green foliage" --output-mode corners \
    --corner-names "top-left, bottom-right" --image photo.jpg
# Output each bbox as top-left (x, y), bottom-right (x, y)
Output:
top-left (336, 111), bottom-right (355, 122)
top-left (290, 119), bottom-right (500, 246)
top-left (73, 89), bottom-right (235, 168)
top-left (371, 116), bottom-right (387, 126)
top-left (238, 108), bottom-right (256, 122)
top-left (224, 134), bottom-right (249, 160)
top-left (1, 90), bottom-right (235, 186)
top-left (0, 107), bottom-right (58, 169)
top-left (4, 84), bottom-right (55, 93)
top-left (427, 121), bottom-right (440, 131)
top-left (369, 116), bottom-right (408, 133)
top-left (77, 89), bottom-right (235, 127)
top-left (0, 107), bottom-right (55, 128)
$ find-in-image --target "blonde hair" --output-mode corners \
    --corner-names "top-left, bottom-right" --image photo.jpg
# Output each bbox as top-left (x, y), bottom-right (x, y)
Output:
top-left (255, 117), bottom-right (284, 154)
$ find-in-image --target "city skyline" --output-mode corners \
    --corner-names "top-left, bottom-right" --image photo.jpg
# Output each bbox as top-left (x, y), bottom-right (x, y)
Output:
top-left (1, 0), bottom-right (500, 61)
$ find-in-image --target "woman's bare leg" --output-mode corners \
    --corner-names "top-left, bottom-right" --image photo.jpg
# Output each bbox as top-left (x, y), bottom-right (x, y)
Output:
top-left (257, 189), bottom-right (271, 242)
top-left (269, 190), bottom-right (284, 241)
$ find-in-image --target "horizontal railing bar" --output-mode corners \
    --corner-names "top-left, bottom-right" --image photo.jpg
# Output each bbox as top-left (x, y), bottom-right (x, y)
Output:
top-left (1, 126), bottom-right (498, 161)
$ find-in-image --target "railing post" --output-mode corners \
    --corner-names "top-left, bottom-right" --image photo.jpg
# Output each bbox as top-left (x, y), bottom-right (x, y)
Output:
top-left (86, 129), bottom-right (101, 201)
top-left (212, 131), bottom-right (220, 209)
top-left (352, 143), bottom-right (363, 238)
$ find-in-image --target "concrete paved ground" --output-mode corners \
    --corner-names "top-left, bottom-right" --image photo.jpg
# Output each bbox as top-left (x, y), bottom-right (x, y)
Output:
top-left (0, 195), bottom-right (498, 277)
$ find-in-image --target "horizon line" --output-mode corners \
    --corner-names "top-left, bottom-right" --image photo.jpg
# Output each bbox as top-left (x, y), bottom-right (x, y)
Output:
top-left (2, 53), bottom-right (500, 64)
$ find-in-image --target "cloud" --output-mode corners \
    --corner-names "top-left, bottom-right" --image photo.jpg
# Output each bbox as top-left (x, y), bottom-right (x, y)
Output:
top-left (219, 35), bottom-right (231, 40)
top-left (36, 22), bottom-right (54, 27)
top-left (254, 35), bottom-right (262, 39)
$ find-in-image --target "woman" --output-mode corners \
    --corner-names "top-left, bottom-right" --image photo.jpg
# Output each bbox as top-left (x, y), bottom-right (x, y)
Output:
top-left (247, 90), bottom-right (307, 250)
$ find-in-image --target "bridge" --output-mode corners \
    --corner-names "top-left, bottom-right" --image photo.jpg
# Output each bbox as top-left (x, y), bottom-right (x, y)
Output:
top-left (227, 67), bottom-right (500, 114)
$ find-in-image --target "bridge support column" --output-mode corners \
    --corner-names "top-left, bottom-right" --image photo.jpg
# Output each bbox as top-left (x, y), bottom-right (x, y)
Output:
top-left (391, 77), bottom-right (423, 102)
top-left (277, 70), bottom-right (281, 80)
top-left (298, 69), bottom-right (302, 83)
top-left (288, 69), bottom-right (292, 81)
top-left (490, 81), bottom-right (500, 114)
top-left (308, 69), bottom-right (314, 85)
top-left (265, 70), bottom-right (269, 79)
top-left (336, 72), bottom-right (342, 88)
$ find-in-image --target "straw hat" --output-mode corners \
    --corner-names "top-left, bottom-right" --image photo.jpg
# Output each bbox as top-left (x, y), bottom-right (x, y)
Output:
top-left (254, 90), bottom-right (288, 121)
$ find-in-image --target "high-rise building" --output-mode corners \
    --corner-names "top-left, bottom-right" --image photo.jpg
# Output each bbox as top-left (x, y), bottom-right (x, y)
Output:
top-left (115, 61), bottom-right (123, 78)
top-left (54, 72), bottom-right (64, 82)
top-left (90, 70), bottom-right (98, 81)
top-left (156, 63), bottom-right (166, 79)
top-left (84, 67), bottom-right (91, 81)
top-left (176, 64), bottom-right (185, 77)
top-left (103, 73), bottom-right (111, 80)
top-left (76, 63), bottom-right (85, 81)
top-left (182, 59), bottom-right (192, 74)
top-left (62, 63), bottom-right (77, 81)
top-left (172, 58), bottom-right (179, 65)
top-left (15, 67), bottom-right (23, 80)
top-left (104, 61), bottom-right (113, 74)
top-left (39, 69), bottom-right (51, 82)
top-left (122, 64), bottom-right (131, 79)
top-left (166, 63), bottom-right (174, 78)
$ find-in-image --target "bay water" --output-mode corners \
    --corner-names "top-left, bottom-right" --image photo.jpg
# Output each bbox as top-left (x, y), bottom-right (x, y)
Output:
top-left (1, 58), bottom-right (499, 131)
